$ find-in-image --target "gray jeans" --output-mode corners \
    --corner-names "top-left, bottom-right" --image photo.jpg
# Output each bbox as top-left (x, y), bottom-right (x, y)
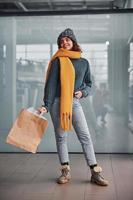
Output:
top-left (50, 97), bottom-right (97, 166)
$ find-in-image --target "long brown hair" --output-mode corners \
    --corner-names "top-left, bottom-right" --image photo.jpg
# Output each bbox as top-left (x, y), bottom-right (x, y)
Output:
top-left (72, 41), bottom-right (82, 52)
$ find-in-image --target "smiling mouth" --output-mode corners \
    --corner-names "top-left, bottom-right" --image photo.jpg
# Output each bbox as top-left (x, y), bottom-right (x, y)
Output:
top-left (64, 45), bottom-right (70, 48)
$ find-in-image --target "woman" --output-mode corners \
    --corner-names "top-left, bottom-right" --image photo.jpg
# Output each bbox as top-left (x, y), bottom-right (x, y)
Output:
top-left (38, 28), bottom-right (108, 186)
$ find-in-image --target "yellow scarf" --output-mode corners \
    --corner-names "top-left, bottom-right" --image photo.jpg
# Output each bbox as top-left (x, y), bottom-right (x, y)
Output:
top-left (46, 48), bottom-right (81, 131)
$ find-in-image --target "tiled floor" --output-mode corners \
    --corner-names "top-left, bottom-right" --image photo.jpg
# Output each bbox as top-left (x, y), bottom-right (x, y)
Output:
top-left (0, 153), bottom-right (133, 200)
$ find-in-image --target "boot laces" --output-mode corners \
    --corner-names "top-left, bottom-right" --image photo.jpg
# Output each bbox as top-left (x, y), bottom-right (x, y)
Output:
top-left (60, 167), bottom-right (69, 177)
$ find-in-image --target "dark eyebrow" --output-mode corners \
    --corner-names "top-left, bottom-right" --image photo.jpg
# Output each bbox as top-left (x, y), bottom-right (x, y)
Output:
top-left (61, 37), bottom-right (69, 41)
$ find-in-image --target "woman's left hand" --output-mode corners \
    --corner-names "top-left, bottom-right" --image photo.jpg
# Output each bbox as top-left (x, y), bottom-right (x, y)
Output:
top-left (74, 91), bottom-right (82, 99)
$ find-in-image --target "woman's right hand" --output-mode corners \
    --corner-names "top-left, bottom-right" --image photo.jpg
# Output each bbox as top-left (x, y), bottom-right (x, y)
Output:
top-left (37, 106), bottom-right (48, 114)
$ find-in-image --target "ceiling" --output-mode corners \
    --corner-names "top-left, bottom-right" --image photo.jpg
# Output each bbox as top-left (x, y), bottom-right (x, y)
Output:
top-left (0, 0), bottom-right (132, 13)
top-left (0, 1), bottom-right (132, 45)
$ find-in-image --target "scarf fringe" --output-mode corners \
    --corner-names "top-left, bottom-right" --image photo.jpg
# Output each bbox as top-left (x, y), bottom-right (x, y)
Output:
top-left (61, 112), bottom-right (72, 131)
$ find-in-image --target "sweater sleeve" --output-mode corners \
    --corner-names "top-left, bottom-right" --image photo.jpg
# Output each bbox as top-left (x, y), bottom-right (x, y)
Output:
top-left (81, 60), bottom-right (92, 98)
top-left (42, 58), bottom-right (60, 112)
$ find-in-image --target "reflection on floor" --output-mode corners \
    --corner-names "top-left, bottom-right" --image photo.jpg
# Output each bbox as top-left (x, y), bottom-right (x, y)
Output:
top-left (0, 153), bottom-right (133, 200)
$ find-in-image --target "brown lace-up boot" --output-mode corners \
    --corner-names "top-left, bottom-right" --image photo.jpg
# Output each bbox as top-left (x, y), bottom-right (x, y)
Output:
top-left (57, 165), bottom-right (71, 184)
top-left (90, 166), bottom-right (108, 186)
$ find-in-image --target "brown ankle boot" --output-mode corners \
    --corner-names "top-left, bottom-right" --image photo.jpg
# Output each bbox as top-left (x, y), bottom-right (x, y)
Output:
top-left (57, 165), bottom-right (71, 184)
top-left (90, 166), bottom-right (108, 186)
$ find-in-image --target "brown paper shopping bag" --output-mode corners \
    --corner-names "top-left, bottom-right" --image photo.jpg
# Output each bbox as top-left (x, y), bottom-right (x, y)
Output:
top-left (6, 108), bottom-right (48, 153)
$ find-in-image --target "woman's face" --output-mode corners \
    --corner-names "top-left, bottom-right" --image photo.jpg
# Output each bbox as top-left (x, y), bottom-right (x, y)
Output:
top-left (60, 37), bottom-right (73, 50)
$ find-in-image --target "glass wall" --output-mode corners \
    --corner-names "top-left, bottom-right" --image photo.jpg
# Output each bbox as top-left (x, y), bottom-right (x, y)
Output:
top-left (128, 43), bottom-right (133, 132)
top-left (0, 13), bottom-right (133, 152)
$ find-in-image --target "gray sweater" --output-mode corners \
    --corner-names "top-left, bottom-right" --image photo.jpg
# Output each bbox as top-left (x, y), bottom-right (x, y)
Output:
top-left (43, 57), bottom-right (92, 111)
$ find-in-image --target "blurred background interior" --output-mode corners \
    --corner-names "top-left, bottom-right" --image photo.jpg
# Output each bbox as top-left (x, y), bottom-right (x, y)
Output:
top-left (0, 0), bottom-right (133, 153)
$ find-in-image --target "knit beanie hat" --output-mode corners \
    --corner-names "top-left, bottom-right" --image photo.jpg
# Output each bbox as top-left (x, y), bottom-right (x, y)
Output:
top-left (57, 28), bottom-right (77, 46)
